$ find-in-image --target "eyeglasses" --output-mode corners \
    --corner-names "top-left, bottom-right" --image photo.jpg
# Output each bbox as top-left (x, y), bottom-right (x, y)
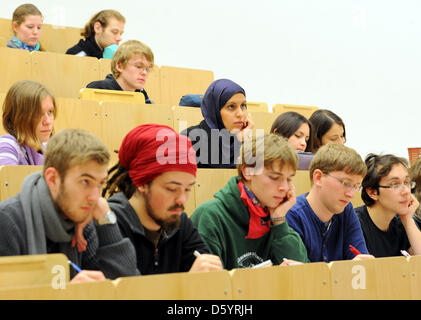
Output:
top-left (325, 173), bottom-right (362, 193)
top-left (378, 181), bottom-right (416, 192)
top-left (127, 62), bottom-right (152, 73)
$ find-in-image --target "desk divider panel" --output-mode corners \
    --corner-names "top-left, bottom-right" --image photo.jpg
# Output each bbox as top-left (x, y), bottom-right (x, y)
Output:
top-left (0, 254), bottom-right (69, 289)
top-left (329, 256), bottom-right (411, 299)
top-left (0, 165), bottom-right (42, 201)
top-left (408, 255), bottom-right (421, 299)
top-left (272, 104), bottom-right (318, 119)
top-left (0, 280), bottom-right (116, 300)
top-left (230, 263), bottom-right (331, 300)
top-left (0, 48), bottom-right (31, 94)
top-left (114, 270), bottom-right (232, 300)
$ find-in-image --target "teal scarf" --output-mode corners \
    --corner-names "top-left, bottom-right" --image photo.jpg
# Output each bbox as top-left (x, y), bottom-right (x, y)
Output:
top-left (11, 35), bottom-right (40, 52)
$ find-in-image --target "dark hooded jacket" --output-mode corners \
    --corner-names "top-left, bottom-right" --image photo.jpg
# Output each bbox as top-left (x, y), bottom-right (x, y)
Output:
top-left (66, 36), bottom-right (103, 59)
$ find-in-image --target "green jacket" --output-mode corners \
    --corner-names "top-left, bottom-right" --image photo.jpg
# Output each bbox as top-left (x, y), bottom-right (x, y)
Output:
top-left (190, 176), bottom-right (309, 270)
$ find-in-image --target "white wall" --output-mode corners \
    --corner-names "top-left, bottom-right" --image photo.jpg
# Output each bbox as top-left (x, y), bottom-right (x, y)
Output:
top-left (1, 0), bottom-right (420, 160)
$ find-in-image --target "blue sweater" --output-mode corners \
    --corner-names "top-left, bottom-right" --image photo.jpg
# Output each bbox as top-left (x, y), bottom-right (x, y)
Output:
top-left (286, 193), bottom-right (368, 262)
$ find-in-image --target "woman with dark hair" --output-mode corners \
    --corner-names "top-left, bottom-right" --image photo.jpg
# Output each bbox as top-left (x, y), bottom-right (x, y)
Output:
top-left (355, 154), bottom-right (421, 257)
top-left (307, 109), bottom-right (346, 153)
top-left (271, 111), bottom-right (313, 170)
top-left (270, 111), bottom-right (311, 152)
top-left (182, 79), bottom-right (254, 169)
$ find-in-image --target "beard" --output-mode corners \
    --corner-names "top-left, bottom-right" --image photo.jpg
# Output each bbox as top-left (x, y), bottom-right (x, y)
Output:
top-left (143, 191), bottom-right (182, 232)
top-left (53, 183), bottom-right (88, 224)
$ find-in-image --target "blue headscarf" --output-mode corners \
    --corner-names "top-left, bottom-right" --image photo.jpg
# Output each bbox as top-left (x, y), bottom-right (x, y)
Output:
top-left (200, 79), bottom-right (246, 130)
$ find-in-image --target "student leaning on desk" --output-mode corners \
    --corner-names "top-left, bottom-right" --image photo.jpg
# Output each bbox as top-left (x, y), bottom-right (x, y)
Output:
top-left (0, 129), bottom-right (139, 282)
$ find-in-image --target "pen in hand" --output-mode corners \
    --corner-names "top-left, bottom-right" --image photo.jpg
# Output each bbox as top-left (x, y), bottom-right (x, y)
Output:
top-left (193, 250), bottom-right (201, 258)
top-left (401, 250), bottom-right (411, 257)
top-left (349, 244), bottom-right (361, 256)
top-left (68, 260), bottom-right (82, 273)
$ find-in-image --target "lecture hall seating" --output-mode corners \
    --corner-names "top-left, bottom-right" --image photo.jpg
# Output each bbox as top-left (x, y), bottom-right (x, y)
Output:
top-left (172, 106), bottom-right (203, 133)
top-left (99, 101), bottom-right (174, 165)
top-left (0, 17), bottom-right (82, 54)
top-left (31, 51), bottom-right (99, 99)
top-left (248, 111), bottom-right (279, 134)
top-left (80, 88), bottom-right (146, 104)
top-left (0, 165), bottom-right (42, 201)
top-left (328, 256), bottom-right (412, 299)
top-left (0, 253), bottom-right (69, 289)
top-left (230, 262), bottom-right (332, 299)
top-left (114, 270), bottom-right (232, 300)
top-left (1, 254), bottom-right (420, 299)
top-left (272, 104), bottom-right (318, 119)
top-left (246, 101), bottom-right (269, 113)
top-left (0, 279), bottom-right (116, 300)
top-left (0, 47), bottom-right (30, 94)
top-left (98, 59), bottom-right (162, 104)
top-left (159, 65), bottom-right (214, 106)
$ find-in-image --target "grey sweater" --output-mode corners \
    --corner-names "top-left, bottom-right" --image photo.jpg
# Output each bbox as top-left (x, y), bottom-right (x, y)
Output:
top-left (0, 194), bottom-right (140, 279)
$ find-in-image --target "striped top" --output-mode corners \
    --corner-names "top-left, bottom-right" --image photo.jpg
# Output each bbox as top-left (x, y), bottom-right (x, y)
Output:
top-left (0, 134), bottom-right (44, 165)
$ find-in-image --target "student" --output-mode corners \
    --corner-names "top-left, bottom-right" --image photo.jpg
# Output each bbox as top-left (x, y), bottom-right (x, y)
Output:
top-left (182, 79), bottom-right (254, 169)
top-left (102, 124), bottom-right (222, 274)
top-left (271, 111), bottom-right (313, 169)
top-left (410, 157), bottom-right (421, 229)
top-left (355, 154), bottom-right (421, 257)
top-left (271, 111), bottom-right (311, 152)
top-left (286, 143), bottom-right (374, 262)
top-left (0, 129), bottom-right (139, 282)
top-left (190, 133), bottom-right (309, 269)
top-left (0, 80), bottom-right (56, 165)
top-left (307, 109), bottom-right (346, 153)
top-left (86, 40), bottom-right (153, 104)
top-left (7, 4), bottom-right (43, 52)
top-left (66, 9), bottom-right (125, 59)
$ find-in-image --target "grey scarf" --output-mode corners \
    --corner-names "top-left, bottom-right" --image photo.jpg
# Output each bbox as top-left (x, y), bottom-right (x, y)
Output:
top-left (19, 172), bottom-right (74, 255)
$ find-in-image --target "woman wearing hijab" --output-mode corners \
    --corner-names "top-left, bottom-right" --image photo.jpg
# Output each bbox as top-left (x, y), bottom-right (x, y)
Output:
top-left (181, 79), bottom-right (253, 169)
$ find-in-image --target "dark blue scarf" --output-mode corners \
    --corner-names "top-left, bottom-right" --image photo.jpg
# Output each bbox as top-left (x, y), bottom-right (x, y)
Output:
top-left (199, 79), bottom-right (246, 167)
top-left (201, 79), bottom-right (246, 130)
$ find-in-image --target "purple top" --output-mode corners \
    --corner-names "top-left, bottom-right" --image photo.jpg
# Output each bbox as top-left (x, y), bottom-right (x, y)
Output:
top-left (0, 134), bottom-right (44, 165)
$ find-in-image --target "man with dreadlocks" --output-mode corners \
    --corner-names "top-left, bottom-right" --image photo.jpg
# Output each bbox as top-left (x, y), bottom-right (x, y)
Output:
top-left (103, 124), bottom-right (222, 275)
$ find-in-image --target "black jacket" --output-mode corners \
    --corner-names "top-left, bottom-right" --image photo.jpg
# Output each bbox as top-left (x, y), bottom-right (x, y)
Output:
top-left (66, 36), bottom-right (103, 59)
top-left (108, 192), bottom-right (209, 275)
top-left (87, 74), bottom-right (151, 104)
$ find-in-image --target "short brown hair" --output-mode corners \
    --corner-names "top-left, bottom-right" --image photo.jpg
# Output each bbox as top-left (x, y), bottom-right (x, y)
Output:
top-left (237, 133), bottom-right (298, 181)
top-left (2, 80), bottom-right (56, 152)
top-left (309, 143), bottom-right (366, 183)
top-left (81, 9), bottom-right (125, 39)
top-left (43, 129), bottom-right (110, 179)
top-left (111, 40), bottom-right (154, 78)
top-left (12, 3), bottom-right (43, 35)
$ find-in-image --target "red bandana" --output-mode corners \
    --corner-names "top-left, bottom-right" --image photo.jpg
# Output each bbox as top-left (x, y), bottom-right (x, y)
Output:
top-left (238, 180), bottom-right (271, 239)
top-left (119, 124), bottom-right (197, 187)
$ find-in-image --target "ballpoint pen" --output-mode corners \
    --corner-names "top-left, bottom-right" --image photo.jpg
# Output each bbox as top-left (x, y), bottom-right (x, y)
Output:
top-left (68, 260), bottom-right (82, 273)
top-left (349, 244), bottom-right (361, 256)
top-left (400, 250), bottom-right (411, 257)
